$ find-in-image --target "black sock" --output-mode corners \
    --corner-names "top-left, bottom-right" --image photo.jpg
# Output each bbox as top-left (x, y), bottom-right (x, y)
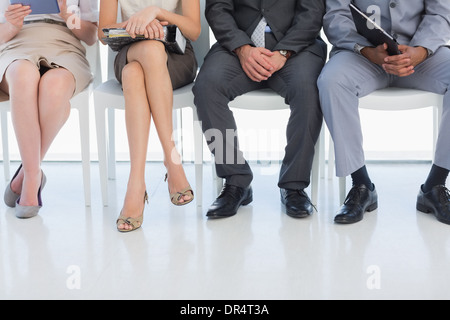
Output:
top-left (351, 165), bottom-right (374, 191)
top-left (423, 164), bottom-right (449, 193)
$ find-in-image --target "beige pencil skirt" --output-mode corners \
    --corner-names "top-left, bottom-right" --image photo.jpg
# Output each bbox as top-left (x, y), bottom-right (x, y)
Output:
top-left (0, 23), bottom-right (92, 96)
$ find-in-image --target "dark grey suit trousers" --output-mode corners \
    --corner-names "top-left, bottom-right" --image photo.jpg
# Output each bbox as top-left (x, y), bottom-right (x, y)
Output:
top-left (193, 40), bottom-right (326, 190)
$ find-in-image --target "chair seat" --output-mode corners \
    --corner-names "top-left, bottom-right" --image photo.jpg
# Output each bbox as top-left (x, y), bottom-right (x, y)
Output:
top-left (359, 88), bottom-right (443, 111)
top-left (230, 88), bottom-right (288, 110)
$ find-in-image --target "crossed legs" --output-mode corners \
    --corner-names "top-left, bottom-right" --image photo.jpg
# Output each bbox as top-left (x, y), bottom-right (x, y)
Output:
top-left (118, 41), bottom-right (192, 231)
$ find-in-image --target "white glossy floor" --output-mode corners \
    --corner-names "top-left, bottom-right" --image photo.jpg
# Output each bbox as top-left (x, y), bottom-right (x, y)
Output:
top-left (0, 160), bottom-right (449, 300)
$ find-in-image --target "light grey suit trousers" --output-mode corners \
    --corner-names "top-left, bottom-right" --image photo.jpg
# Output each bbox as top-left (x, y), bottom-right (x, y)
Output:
top-left (318, 47), bottom-right (450, 177)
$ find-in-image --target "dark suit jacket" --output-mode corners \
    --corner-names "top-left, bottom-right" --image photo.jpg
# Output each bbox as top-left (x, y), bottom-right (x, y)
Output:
top-left (205, 0), bottom-right (326, 57)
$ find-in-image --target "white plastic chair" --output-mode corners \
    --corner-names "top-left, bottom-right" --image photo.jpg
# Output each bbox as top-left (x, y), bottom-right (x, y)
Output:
top-left (93, 1), bottom-right (209, 207)
top-left (221, 90), bottom-right (325, 207)
top-left (327, 87), bottom-right (444, 204)
top-left (0, 41), bottom-right (100, 206)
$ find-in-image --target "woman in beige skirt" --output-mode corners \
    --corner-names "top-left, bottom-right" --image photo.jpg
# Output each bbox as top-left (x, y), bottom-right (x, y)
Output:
top-left (0, 0), bottom-right (98, 218)
top-left (99, 0), bottom-right (200, 232)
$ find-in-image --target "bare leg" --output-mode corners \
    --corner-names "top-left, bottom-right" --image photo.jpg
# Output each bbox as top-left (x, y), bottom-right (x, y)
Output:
top-left (119, 61), bottom-right (151, 231)
top-left (37, 68), bottom-right (74, 159)
top-left (4, 60), bottom-right (42, 206)
top-left (127, 41), bottom-right (192, 203)
top-left (3, 62), bottom-right (74, 206)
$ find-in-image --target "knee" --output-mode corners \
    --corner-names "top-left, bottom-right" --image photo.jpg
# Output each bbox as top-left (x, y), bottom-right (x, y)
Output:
top-left (317, 70), bottom-right (332, 94)
top-left (39, 69), bottom-right (75, 101)
top-left (317, 67), bottom-right (351, 95)
top-left (134, 41), bottom-right (167, 65)
top-left (5, 60), bottom-right (40, 91)
top-left (121, 62), bottom-right (145, 91)
top-left (193, 68), bottom-right (225, 102)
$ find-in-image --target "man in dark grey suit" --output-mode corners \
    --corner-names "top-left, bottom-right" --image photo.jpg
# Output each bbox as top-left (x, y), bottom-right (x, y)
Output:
top-left (193, 0), bottom-right (327, 218)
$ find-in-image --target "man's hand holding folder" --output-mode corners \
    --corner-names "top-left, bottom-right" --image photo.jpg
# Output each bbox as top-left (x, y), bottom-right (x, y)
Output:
top-left (361, 43), bottom-right (429, 77)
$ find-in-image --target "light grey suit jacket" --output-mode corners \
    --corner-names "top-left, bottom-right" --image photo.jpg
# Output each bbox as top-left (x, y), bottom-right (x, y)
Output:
top-left (324, 0), bottom-right (450, 56)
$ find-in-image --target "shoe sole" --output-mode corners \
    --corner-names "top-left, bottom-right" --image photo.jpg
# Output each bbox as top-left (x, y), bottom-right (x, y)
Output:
top-left (206, 195), bottom-right (253, 219)
top-left (417, 202), bottom-right (450, 225)
top-left (334, 201), bottom-right (378, 224)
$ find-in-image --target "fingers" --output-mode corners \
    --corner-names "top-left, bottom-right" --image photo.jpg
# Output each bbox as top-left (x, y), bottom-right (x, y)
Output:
top-left (145, 20), bottom-right (165, 39)
top-left (5, 4), bottom-right (31, 17)
top-left (244, 50), bottom-right (275, 82)
top-left (5, 4), bottom-right (31, 27)
top-left (126, 19), bottom-right (145, 38)
top-left (126, 19), bottom-right (165, 39)
top-left (382, 45), bottom-right (415, 77)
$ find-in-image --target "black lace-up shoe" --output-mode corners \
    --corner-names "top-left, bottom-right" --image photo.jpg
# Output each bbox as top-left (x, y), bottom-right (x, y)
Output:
top-left (280, 189), bottom-right (314, 218)
top-left (206, 184), bottom-right (253, 218)
top-left (334, 184), bottom-right (378, 224)
top-left (417, 185), bottom-right (450, 225)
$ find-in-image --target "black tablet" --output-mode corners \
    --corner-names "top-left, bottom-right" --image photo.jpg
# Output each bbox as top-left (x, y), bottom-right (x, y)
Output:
top-left (350, 3), bottom-right (400, 55)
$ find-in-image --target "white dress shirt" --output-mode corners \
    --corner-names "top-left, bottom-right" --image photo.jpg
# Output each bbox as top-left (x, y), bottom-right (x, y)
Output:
top-left (0, 0), bottom-right (98, 24)
top-left (118, 0), bottom-right (181, 21)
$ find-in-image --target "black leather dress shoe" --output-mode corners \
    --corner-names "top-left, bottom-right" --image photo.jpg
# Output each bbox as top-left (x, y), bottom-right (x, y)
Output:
top-left (417, 185), bottom-right (450, 225)
top-left (280, 189), bottom-right (314, 218)
top-left (335, 184), bottom-right (378, 224)
top-left (206, 184), bottom-right (253, 218)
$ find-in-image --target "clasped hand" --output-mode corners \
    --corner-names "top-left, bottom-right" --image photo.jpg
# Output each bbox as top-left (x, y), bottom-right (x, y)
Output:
top-left (235, 45), bottom-right (287, 82)
top-left (123, 6), bottom-right (168, 39)
top-left (362, 43), bottom-right (428, 77)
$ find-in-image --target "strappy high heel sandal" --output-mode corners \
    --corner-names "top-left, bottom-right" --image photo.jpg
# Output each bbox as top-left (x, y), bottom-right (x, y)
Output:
top-left (116, 191), bottom-right (149, 233)
top-left (164, 173), bottom-right (194, 206)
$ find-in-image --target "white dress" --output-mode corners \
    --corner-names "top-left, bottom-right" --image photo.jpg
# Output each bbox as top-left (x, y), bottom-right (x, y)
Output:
top-left (118, 0), bottom-right (181, 21)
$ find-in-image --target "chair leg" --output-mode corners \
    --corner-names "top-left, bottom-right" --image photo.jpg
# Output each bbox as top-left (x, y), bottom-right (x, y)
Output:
top-left (328, 135), bottom-right (335, 180)
top-left (319, 125), bottom-right (326, 180)
top-left (193, 108), bottom-right (203, 207)
top-left (432, 105), bottom-right (442, 159)
top-left (311, 131), bottom-right (321, 207)
top-left (107, 108), bottom-right (116, 180)
top-left (173, 109), bottom-right (184, 160)
top-left (1, 110), bottom-right (10, 181)
top-left (77, 106), bottom-right (91, 207)
top-left (95, 102), bottom-right (109, 206)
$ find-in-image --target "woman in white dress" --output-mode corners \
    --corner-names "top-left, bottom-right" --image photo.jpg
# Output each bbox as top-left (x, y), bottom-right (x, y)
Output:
top-left (99, 0), bottom-right (200, 232)
top-left (0, 0), bottom-right (98, 219)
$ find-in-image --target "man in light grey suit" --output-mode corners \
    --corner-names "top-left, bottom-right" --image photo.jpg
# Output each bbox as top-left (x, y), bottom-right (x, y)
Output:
top-left (318, 0), bottom-right (450, 224)
top-left (193, 0), bottom-right (327, 219)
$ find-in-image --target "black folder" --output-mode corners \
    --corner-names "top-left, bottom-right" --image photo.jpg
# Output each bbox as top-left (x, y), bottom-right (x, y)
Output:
top-left (349, 3), bottom-right (400, 55)
top-left (102, 25), bottom-right (186, 54)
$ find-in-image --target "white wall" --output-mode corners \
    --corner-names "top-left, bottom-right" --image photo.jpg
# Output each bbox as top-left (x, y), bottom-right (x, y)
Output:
top-left (0, 13), bottom-right (436, 164)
